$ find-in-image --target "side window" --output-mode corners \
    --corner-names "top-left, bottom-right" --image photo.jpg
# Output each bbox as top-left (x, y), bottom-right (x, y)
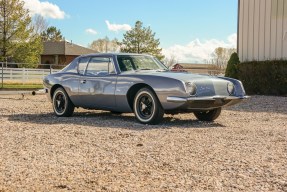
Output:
top-left (85, 57), bottom-right (115, 76)
top-left (78, 57), bottom-right (90, 75)
top-left (118, 57), bottom-right (133, 71)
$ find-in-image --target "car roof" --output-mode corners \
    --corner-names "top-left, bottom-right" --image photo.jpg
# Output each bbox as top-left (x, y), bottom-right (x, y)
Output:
top-left (80, 52), bottom-right (152, 57)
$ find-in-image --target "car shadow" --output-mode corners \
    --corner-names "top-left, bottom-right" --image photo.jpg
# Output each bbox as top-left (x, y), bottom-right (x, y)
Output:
top-left (5, 111), bottom-right (226, 130)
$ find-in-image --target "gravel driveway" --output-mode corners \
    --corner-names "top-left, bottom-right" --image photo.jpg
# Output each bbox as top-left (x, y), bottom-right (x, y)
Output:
top-left (0, 95), bottom-right (286, 191)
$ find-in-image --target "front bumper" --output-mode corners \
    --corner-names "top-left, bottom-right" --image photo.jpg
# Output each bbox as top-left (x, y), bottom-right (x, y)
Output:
top-left (167, 95), bottom-right (250, 110)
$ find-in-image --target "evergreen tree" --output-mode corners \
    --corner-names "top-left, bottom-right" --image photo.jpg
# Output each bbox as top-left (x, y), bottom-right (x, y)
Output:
top-left (120, 21), bottom-right (164, 60)
top-left (225, 52), bottom-right (240, 79)
top-left (41, 26), bottom-right (64, 42)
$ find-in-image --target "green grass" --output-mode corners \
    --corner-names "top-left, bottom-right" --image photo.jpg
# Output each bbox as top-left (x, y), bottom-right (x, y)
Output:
top-left (1, 84), bottom-right (43, 89)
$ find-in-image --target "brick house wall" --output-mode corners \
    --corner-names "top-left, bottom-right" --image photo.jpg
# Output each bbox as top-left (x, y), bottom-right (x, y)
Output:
top-left (40, 55), bottom-right (79, 67)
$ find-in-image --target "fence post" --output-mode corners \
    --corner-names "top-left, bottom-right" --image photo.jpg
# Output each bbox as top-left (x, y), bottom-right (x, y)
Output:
top-left (1, 63), bottom-right (3, 88)
top-left (22, 68), bottom-right (25, 85)
top-left (50, 64), bottom-right (52, 74)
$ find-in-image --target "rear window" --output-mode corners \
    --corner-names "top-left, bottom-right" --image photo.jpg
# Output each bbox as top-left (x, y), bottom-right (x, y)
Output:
top-left (61, 59), bottom-right (78, 73)
top-left (78, 57), bottom-right (90, 75)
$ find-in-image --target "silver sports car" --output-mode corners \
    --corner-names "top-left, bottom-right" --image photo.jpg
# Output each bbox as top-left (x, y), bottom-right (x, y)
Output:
top-left (43, 53), bottom-right (249, 124)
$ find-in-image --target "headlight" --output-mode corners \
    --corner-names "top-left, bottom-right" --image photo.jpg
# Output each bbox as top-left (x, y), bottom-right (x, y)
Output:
top-left (185, 82), bottom-right (197, 96)
top-left (227, 82), bottom-right (235, 95)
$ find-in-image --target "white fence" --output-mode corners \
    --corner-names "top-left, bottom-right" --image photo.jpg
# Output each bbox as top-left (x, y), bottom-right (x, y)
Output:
top-left (0, 62), bottom-right (63, 87)
top-left (1, 67), bottom-right (59, 82)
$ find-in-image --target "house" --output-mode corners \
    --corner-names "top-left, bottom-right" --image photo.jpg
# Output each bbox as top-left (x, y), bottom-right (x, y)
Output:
top-left (171, 63), bottom-right (222, 75)
top-left (41, 41), bottom-right (95, 66)
top-left (237, 0), bottom-right (287, 62)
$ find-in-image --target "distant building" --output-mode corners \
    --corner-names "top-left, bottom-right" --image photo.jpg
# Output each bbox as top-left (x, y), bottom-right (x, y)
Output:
top-left (41, 41), bottom-right (95, 66)
top-left (171, 63), bottom-right (187, 72)
top-left (238, 0), bottom-right (287, 62)
top-left (171, 63), bottom-right (222, 75)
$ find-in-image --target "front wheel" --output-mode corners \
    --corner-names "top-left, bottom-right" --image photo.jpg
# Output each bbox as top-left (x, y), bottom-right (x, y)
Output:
top-left (133, 88), bottom-right (164, 125)
top-left (52, 87), bottom-right (74, 117)
top-left (194, 108), bottom-right (221, 121)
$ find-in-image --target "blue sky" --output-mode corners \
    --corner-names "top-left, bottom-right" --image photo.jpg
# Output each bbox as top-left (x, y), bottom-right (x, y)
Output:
top-left (23, 0), bottom-right (238, 62)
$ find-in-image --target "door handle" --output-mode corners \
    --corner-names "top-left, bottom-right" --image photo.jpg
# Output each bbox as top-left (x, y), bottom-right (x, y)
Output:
top-left (80, 79), bottom-right (86, 84)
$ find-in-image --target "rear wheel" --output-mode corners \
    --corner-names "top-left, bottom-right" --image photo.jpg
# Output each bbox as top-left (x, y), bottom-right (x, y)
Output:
top-left (52, 87), bottom-right (74, 117)
top-left (194, 108), bottom-right (221, 121)
top-left (133, 88), bottom-right (164, 125)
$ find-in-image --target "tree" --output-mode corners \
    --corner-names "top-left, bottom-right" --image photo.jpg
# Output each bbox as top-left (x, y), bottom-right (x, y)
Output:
top-left (41, 26), bottom-right (64, 41)
top-left (13, 36), bottom-right (43, 67)
top-left (164, 54), bottom-right (178, 67)
top-left (0, 0), bottom-right (32, 61)
top-left (13, 15), bottom-right (46, 67)
top-left (225, 52), bottom-right (240, 79)
top-left (119, 21), bottom-right (164, 60)
top-left (89, 36), bottom-right (119, 52)
top-left (32, 15), bottom-right (48, 35)
top-left (212, 47), bottom-right (236, 69)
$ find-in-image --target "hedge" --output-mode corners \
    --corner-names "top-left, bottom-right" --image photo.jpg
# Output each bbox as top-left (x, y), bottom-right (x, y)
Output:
top-left (237, 60), bottom-right (287, 96)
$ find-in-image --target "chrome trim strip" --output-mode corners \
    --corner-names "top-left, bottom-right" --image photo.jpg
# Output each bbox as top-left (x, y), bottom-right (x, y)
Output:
top-left (166, 96), bottom-right (187, 103)
top-left (167, 95), bottom-right (250, 103)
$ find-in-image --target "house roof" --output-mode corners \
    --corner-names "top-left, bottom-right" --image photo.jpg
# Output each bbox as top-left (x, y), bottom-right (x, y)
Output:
top-left (42, 41), bottom-right (96, 55)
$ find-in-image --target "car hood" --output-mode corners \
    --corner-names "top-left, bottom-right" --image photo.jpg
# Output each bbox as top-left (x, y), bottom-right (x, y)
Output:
top-left (124, 71), bottom-right (221, 82)
top-left (122, 70), bottom-right (233, 96)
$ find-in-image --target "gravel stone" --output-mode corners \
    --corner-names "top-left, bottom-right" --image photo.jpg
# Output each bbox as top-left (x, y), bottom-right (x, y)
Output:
top-left (0, 95), bottom-right (286, 191)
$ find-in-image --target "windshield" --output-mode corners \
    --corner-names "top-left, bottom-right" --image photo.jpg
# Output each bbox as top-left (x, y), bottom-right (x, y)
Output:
top-left (117, 55), bottom-right (168, 72)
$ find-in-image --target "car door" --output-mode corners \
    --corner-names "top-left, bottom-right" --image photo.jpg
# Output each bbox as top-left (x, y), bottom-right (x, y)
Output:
top-left (77, 56), bottom-right (117, 109)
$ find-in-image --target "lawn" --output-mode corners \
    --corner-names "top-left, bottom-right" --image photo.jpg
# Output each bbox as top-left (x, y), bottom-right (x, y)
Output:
top-left (0, 83), bottom-right (43, 89)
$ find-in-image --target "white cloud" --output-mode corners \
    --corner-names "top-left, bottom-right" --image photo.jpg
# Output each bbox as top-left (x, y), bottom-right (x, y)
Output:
top-left (105, 20), bottom-right (131, 32)
top-left (163, 33), bottom-right (237, 63)
top-left (227, 33), bottom-right (237, 47)
top-left (22, 0), bottom-right (66, 19)
top-left (85, 28), bottom-right (98, 35)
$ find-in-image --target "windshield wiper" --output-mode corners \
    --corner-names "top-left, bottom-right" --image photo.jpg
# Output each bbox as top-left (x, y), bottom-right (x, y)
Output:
top-left (135, 68), bottom-right (153, 72)
top-left (138, 68), bottom-right (153, 70)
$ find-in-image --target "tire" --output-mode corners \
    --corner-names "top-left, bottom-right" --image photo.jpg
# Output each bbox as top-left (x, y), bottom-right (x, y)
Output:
top-left (194, 108), bottom-right (222, 121)
top-left (52, 87), bottom-right (74, 117)
top-left (133, 88), bottom-right (164, 125)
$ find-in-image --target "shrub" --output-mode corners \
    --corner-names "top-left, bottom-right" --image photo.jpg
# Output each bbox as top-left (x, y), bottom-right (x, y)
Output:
top-left (225, 52), bottom-right (240, 79)
top-left (237, 60), bottom-right (287, 95)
